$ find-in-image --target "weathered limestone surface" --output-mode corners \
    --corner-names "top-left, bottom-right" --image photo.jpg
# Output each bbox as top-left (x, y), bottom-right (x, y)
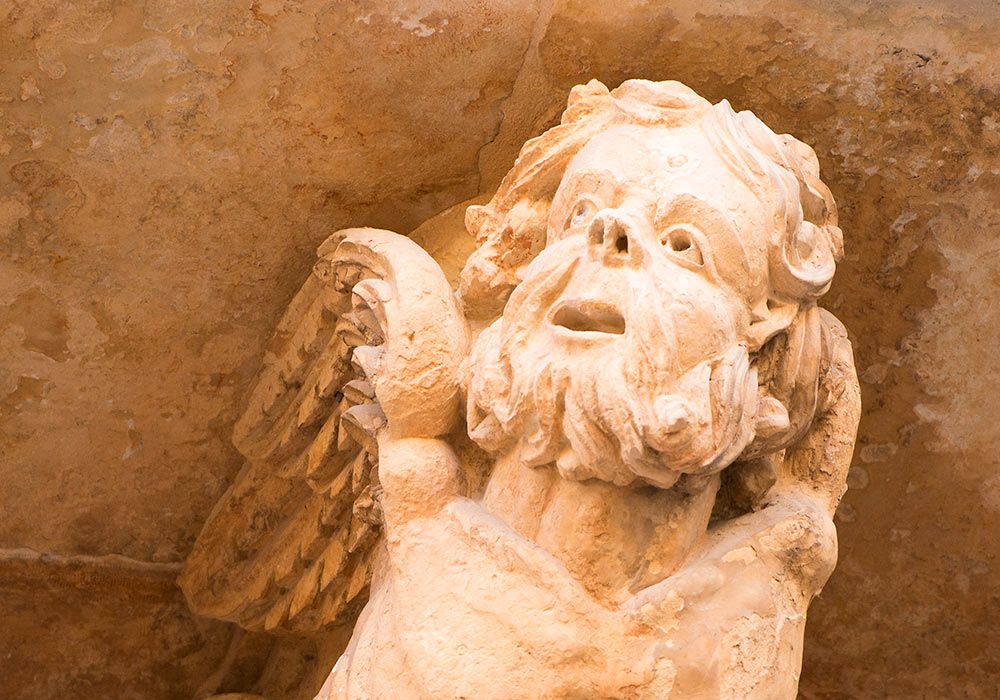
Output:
top-left (180, 78), bottom-right (860, 699)
top-left (1, 1), bottom-right (998, 699)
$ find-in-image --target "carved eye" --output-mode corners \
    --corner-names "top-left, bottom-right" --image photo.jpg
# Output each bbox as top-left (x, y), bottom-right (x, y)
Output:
top-left (661, 225), bottom-right (704, 266)
top-left (565, 199), bottom-right (597, 229)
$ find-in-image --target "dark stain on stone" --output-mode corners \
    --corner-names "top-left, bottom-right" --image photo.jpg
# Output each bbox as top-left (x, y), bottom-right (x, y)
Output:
top-left (8, 159), bottom-right (85, 223)
top-left (0, 288), bottom-right (72, 361)
top-left (0, 375), bottom-right (51, 419)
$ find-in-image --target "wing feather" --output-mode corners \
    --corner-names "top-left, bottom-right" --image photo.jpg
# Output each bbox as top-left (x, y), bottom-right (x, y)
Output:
top-left (180, 228), bottom-right (467, 634)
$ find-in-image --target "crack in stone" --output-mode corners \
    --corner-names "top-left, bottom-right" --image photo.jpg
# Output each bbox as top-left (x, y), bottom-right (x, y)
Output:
top-left (474, 0), bottom-right (557, 196)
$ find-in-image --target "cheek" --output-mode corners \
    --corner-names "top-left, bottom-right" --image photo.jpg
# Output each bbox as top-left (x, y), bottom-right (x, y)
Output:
top-left (545, 193), bottom-right (575, 245)
top-left (542, 229), bottom-right (589, 261)
top-left (545, 216), bottom-right (574, 246)
top-left (666, 290), bottom-right (745, 370)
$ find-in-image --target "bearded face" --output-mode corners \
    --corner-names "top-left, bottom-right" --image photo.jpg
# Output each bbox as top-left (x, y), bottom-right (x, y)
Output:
top-left (467, 123), bottom-right (789, 489)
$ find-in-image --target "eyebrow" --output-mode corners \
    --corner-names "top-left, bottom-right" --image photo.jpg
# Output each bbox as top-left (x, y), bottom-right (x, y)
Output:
top-left (654, 194), bottom-right (733, 231)
top-left (654, 194), bottom-right (754, 283)
top-left (561, 168), bottom-right (619, 193)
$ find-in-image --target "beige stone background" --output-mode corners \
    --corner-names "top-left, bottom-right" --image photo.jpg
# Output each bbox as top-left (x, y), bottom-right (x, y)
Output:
top-left (1, 0), bottom-right (998, 698)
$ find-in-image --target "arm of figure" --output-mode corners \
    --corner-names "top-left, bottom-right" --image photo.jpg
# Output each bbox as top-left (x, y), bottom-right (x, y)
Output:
top-left (370, 435), bottom-right (627, 699)
top-left (368, 434), bottom-right (824, 700)
top-left (619, 310), bottom-right (860, 699)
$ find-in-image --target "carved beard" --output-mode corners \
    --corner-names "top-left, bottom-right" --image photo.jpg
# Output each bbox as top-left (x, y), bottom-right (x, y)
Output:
top-left (466, 243), bottom-right (759, 489)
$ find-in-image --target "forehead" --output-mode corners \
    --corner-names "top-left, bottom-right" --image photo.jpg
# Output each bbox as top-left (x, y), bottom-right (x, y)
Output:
top-left (563, 124), bottom-right (764, 221)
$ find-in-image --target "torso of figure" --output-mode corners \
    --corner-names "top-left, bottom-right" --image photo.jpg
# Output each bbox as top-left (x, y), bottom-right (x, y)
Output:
top-left (481, 451), bottom-right (720, 605)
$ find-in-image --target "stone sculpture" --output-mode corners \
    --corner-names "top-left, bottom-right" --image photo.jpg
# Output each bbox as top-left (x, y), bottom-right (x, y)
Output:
top-left (181, 79), bottom-right (860, 699)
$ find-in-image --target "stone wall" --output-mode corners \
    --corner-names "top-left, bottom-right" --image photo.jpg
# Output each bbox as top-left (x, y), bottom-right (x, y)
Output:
top-left (2, 1), bottom-right (997, 698)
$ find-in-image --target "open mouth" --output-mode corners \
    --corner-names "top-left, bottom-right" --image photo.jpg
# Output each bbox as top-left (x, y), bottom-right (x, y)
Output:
top-left (550, 299), bottom-right (626, 335)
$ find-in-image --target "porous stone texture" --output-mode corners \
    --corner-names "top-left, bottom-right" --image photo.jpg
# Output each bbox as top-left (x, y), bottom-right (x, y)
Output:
top-left (1, 1), bottom-right (997, 699)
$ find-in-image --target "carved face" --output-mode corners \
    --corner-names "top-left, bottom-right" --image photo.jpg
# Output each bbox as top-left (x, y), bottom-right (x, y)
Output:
top-left (547, 124), bottom-right (773, 360)
top-left (467, 124), bottom-right (774, 488)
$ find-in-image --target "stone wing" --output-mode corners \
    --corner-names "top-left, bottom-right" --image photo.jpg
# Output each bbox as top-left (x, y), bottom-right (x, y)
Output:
top-left (179, 228), bottom-right (466, 634)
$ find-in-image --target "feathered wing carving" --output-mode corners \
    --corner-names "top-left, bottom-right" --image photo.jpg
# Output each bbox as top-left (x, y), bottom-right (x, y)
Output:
top-left (179, 228), bottom-right (468, 634)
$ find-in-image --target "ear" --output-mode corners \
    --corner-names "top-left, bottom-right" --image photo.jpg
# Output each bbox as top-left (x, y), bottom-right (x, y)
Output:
top-left (747, 297), bottom-right (799, 350)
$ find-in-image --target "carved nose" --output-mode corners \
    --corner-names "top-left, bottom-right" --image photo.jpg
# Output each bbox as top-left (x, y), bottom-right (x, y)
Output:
top-left (588, 209), bottom-right (640, 264)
